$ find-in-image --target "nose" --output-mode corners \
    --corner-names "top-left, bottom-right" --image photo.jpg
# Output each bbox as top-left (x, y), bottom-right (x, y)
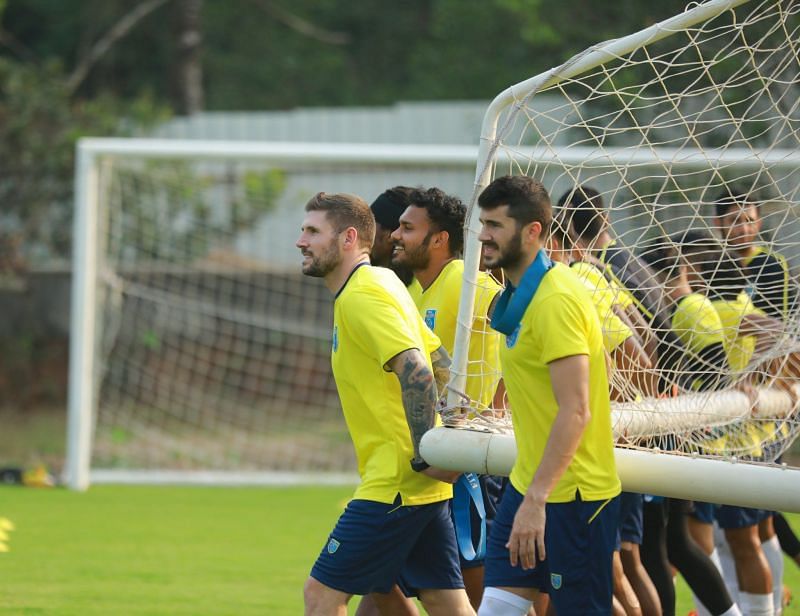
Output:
top-left (296, 233), bottom-right (308, 249)
top-left (478, 226), bottom-right (490, 243)
top-left (390, 227), bottom-right (401, 242)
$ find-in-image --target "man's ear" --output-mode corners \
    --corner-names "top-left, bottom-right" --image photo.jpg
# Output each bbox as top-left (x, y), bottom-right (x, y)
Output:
top-left (432, 229), bottom-right (449, 250)
top-left (525, 220), bottom-right (543, 244)
top-left (341, 227), bottom-right (359, 249)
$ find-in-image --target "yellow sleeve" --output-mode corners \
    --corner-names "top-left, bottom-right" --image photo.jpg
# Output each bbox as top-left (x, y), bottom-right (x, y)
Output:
top-left (601, 309), bottom-right (633, 352)
top-left (672, 295), bottom-right (724, 354)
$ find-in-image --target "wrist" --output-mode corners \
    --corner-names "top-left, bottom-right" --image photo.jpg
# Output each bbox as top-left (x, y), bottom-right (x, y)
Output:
top-left (410, 458), bottom-right (430, 472)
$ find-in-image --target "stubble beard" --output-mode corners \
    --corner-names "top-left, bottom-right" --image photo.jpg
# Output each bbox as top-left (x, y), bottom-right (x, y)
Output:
top-left (484, 228), bottom-right (524, 271)
top-left (301, 239), bottom-right (342, 278)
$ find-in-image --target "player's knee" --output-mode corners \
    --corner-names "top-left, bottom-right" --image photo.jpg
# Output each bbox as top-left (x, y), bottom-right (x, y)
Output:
top-left (303, 576), bottom-right (342, 614)
top-left (477, 587), bottom-right (533, 616)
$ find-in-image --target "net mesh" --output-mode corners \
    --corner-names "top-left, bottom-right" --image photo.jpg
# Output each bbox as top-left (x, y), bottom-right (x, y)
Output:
top-left (89, 154), bottom-right (479, 474)
top-left (449, 0), bottom-right (800, 464)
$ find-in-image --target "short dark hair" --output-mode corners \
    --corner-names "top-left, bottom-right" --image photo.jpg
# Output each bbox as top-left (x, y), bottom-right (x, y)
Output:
top-left (478, 175), bottom-right (552, 237)
top-left (715, 186), bottom-right (759, 219)
top-left (557, 185), bottom-right (606, 241)
top-left (408, 187), bottom-right (465, 255)
top-left (674, 229), bottom-right (719, 254)
top-left (305, 192), bottom-right (375, 250)
top-left (701, 249), bottom-right (748, 300)
top-left (550, 209), bottom-right (573, 249)
top-left (371, 186), bottom-right (416, 230)
top-left (639, 237), bottom-right (679, 276)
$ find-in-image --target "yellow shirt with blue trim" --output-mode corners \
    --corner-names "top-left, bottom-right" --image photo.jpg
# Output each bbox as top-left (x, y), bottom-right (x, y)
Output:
top-left (408, 259), bottom-right (502, 410)
top-left (332, 264), bottom-right (452, 505)
top-left (570, 261), bottom-right (632, 352)
top-left (500, 262), bottom-right (621, 503)
top-left (711, 294), bottom-right (763, 373)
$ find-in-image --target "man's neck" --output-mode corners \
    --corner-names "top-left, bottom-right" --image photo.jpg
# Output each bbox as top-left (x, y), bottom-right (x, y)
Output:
top-left (736, 244), bottom-right (759, 261)
top-left (325, 254), bottom-right (369, 295)
top-left (415, 255), bottom-right (456, 291)
top-left (504, 248), bottom-right (540, 288)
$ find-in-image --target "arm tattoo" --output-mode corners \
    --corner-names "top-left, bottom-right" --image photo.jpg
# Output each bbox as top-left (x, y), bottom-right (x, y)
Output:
top-left (429, 345), bottom-right (451, 397)
top-left (392, 349), bottom-right (437, 461)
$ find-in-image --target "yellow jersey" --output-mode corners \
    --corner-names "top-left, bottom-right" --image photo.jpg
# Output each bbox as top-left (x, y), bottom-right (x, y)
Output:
top-left (500, 263), bottom-right (621, 503)
top-left (332, 264), bottom-right (451, 505)
top-left (570, 261), bottom-right (632, 352)
top-left (671, 293), bottom-right (725, 355)
top-left (409, 259), bottom-right (502, 410)
top-left (710, 294), bottom-right (763, 373)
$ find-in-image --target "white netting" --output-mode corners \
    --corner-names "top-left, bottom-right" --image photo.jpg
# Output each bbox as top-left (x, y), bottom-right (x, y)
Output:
top-left (85, 148), bottom-right (479, 475)
top-left (449, 0), bottom-right (800, 464)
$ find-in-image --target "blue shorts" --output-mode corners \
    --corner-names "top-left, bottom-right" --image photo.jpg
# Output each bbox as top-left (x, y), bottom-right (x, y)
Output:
top-left (716, 505), bottom-right (771, 530)
top-left (690, 501), bottom-right (716, 525)
top-left (618, 492), bottom-right (644, 545)
top-left (310, 496), bottom-right (464, 595)
top-left (484, 483), bottom-right (620, 615)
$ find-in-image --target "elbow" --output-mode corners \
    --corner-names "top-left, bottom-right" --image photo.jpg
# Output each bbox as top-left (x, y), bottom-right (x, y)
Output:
top-left (575, 404), bottom-right (591, 428)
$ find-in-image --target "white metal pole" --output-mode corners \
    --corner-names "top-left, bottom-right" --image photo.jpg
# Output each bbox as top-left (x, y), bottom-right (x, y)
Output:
top-left (65, 143), bottom-right (100, 491)
top-left (420, 427), bottom-right (800, 512)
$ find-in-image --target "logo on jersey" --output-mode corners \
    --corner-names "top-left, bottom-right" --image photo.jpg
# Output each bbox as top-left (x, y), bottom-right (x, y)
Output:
top-left (424, 309), bottom-right (437, 330)
top-left (550, 573), bottom-right (562, 590)
top-left (327, 538), bottom-right (340, 554)
top-left (332, 326), bottom-right (339, 352)
top-left (505, 323), bottom-right (521, 348)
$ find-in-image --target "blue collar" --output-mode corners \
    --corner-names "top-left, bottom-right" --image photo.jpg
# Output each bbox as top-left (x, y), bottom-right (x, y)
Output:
top-left (490, 250), bottom-right (554, 336)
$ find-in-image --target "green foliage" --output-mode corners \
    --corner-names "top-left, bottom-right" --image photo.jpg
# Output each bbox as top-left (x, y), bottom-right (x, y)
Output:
top-left (0, 57), bottom-right (169, 260)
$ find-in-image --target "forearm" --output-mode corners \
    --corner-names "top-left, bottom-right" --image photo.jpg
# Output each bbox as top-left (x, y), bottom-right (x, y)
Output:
top-left (390, 350), bottom-right (438, 461)
top-left (429, 345), bottom-right (451, 397)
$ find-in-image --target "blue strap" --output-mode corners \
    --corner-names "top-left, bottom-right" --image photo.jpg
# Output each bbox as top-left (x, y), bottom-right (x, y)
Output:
top-left (453, 473), bottom-right (486, 561)
top-left (490, 249), bottom-right (554, 336)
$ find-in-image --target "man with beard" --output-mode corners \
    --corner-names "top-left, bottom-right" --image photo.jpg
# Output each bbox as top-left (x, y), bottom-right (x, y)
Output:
top-left (297, 192), bottom-right (474, 616)
top-left (390, 187), bottom-right (503, 609)
top-left (475, 176), bottom-right (621, 616)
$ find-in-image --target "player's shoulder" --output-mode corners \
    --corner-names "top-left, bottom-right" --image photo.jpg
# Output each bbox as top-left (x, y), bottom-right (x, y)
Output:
top-left (340, 265), bottom-right (402, 305)
top-left (534, 264), bottom-right (593, 313)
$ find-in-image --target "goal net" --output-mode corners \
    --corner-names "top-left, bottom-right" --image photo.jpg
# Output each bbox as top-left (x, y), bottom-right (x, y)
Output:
top-left (66, 141), bottom-right (480, 489)
top-left (440, 0), bottom-right (800, 491)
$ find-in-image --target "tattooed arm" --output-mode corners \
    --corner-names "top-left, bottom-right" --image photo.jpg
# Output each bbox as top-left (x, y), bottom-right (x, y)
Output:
top-left (385, 348), bottom-right (459, 483)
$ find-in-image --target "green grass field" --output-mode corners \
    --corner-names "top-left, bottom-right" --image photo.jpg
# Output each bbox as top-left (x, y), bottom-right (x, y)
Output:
top-left (0, 485), bottom-right (798, 615)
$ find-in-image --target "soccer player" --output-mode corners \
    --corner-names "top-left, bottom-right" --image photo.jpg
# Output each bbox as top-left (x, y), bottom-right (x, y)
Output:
top-left (475, 175), bottom-right (621, 615)
top-left (558, 186), bottom-right (687, 392)
top-left (640, 234), bottom-right (743, 616)
top-left (390, 186), bottom-right (503, 608)
top-left (370, 186), bottom-right (416, 286)
top-left (714, 187), bottom-right (798, 320)
top-left (297, 192), bottom-right (474, 616)
top-left (550, 214), bottom-right (661, 616)
top-left (715, 187), bottom-right (800, 611)
top-left (701, 249), bottom-right (781, 616)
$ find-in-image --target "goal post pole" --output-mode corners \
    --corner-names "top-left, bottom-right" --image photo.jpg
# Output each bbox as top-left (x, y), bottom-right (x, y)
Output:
top-left (66, 143), bottom-right (101, 491)
top-left (420, 427), bottom-right (800, 512)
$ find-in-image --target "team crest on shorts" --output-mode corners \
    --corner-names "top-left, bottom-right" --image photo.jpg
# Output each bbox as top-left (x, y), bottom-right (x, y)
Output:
top-left (550, 573), bottom-right (562, 590)
top-left (424, 309), bottom-right (437, 330)
top-left (327, 538), bottom-right (340, 554)
top-left (332, 326), bottom-right (339, 352)
top-left (505, 323), bottom-right (521, 348)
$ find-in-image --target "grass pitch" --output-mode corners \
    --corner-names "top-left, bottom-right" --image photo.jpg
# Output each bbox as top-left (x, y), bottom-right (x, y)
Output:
top-left (0, 485), bottom-right (798, 615)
